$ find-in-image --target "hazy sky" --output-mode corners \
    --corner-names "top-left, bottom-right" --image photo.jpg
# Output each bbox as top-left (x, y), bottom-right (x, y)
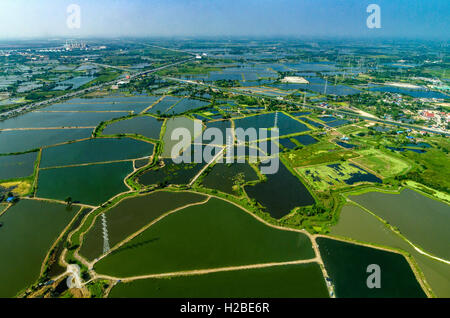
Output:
top-left (0, 0), bottom-right (448, 39)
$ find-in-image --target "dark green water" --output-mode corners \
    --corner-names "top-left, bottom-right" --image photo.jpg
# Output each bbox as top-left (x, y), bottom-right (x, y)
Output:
top-left (202, 162), bottom-right (258, 194)
top-left (102, 116), bottom-right (163, 140)
top-left (0, 199), bottom-right (79, 297)
top-left (245, 162), bottom-right (315, 219)
top-left (134, 158), bottom-right (149, 169)
top-left (317, 237), bottom-right (426, 298)
top-left (40, 137), bottom-right (154, 168)
top-left (138, 160), bottom-right (204, 186)
top-left (37, 161), bottom-right (133, 205)
top-left (95, 197), bottom-right (314, 277)
top-left (109, 263), bottom-right (328, 298)
top-left (0, 152), bottom-right (37, 180)
top-left (80, 191), bottom-right (206, 261)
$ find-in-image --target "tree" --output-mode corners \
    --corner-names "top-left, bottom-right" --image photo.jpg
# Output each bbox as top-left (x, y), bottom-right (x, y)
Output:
top-left (65, 197), bottom-right (73, 207)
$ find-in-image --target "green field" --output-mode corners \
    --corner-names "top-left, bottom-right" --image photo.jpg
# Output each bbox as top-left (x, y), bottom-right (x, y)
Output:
top-left (352, 149), bottom-right (410, 178)
top-left (94, 197), bottom-right (314, 277)
top-left (283, 141), bottom-right (356, 167)
top-left (109, 263), bottom-right (329, 298)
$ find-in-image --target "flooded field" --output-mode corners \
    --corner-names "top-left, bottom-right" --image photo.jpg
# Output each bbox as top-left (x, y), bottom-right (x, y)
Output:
top-left (161, 117), bottom-right (200, 157)
top-left (331, 204), bottom-right (450, 297)
top-left (278, 138), bottom-right (298, 150)
top-left (0, 152), bottom-right (37, 180)
top-left (233, 112), bottom-right (310, 140)
top-left (0, 199), bottom-right (79, 297)
top-left (201, 120), bottom-right (232, 145)
top-left (102, 116), bottom-right (163, 139)
top-left (0, 111), bottom-right (127, 129)
top-left (349, 189), bottom-right (450, 260)
top-left (146, 96), bottom-right (182, 114)
top-left (299, 117), bottom-right (324, 128)
top-left (44, 96), bottom-right (161, 113)
top-left (80, 191), bottom-right (206, 260)
top-left (201, 162), bottom-right (258, 194)
top-left (109, 263), bottom-right (328, 298)
top-left (317, 237), bottom-right (426, 298)
top-left (0, 129), bottom-right (92, 154)
top-left (245, 162), bottom-right (315, 219)
top-left (298, 162), bottom-right (381, 191)
top-left (37, 161), bottom-right (133, 205)
top-left (138, 160), bottom-right (204, 186)
top-left (369, 86), bottom-right (449, 99)
top-left (168, 98), bottom-right (210, 114)
top-left (40, 138), bottom-right (154, 168)
top-left (291, 134), bottom-right (318, 146)
top-left (94, 197), bottom-right (314, 277)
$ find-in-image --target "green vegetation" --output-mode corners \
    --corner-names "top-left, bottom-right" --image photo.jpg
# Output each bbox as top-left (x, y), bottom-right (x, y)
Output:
top-left (352, 149), bottom-right (410, 178)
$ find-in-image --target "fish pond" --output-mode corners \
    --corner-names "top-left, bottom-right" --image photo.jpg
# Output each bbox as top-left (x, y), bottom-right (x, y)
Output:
top-left (80, 191), bottom-right (207, 261)
top-left (317, 237), bottom-right (426, 298)
top-left (44, 96), bottom-right (161, 113)
top-left (0, 152), bottom-right (37, 180)
top-left (331, 204), bottom-right (450, 297)
top-left (0, 128), bottom-right (92, 154)
top-left (101, 116), bottom-right (163, 140)
top-left (40, 138), bottom-right (154, 168)
top-left (37, 161), bottom-right (133, 206)
top-left (146, 96), bottom-right (182, 114)
top-left (233, 112), bottom-right (310, 141)
top-left (201, 162), bottom-right (258, 194)
top-left (94, 197), bottom-right (314, 277)
top-left (0, 199), bottom-right (79, 297)
top-left (349, 189), bottom-right (450, 260)
top-left (0, 111), bottom-right (127, 129)
top-left (244, 162), bottom-right (315, 219)
top-left (109, 263), bottom-right (328, 298)
top-left (138, 160), bottom-right (204, 187)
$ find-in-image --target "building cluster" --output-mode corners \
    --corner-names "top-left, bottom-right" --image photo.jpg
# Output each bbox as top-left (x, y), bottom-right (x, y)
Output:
top-left (418, 109), bottom-right (450, 126)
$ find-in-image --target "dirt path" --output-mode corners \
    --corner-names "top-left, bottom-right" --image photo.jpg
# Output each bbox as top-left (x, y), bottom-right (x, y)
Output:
top-left (95, 258), bottom-right (319, 282)
top-left (188, 147), bottom-right (225, 186)
top-left (0, 126), bottom-right (96, 131)
top-left (141, 96), bottom-right (166, 114)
